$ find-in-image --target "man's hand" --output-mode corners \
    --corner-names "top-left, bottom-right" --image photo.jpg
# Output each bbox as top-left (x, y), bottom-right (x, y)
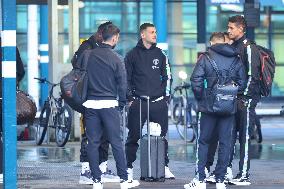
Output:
top-left (128, 101), bottom-right (133, 106)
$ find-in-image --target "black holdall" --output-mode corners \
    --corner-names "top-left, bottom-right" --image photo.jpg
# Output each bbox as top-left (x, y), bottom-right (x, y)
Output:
top-left (204, 53), bottom-right (239, 116)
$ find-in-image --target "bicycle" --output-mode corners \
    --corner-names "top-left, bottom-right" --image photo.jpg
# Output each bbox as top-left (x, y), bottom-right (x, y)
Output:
top-left (170, 81), bottom-right (198, 143)
top-left (34, 77), bottom-right (72, 147)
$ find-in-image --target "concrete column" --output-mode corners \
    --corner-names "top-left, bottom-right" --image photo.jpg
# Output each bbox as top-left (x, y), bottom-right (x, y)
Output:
top-left (168, 2), bottom-right (183, 65)
top-left (27, 5), bottom-right (39, 108)
top-left (1, 0), bottom-right (17, 188)
top-left (39, 5), bottom-right (49, 107)
top-left (68, 0), bottom-right (80, 139)
top-left (48, 0), bottom-right (58, 84)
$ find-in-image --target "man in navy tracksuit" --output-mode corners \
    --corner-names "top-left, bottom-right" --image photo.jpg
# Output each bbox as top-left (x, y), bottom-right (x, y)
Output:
top-left (184, 32), bottom-right (246, 189)
top-left (73, 22), bottom-right (119, 185)
top-left (125, 23), bottom-right (175, 182)
top-left (82, 23), bottom-right (134, 189)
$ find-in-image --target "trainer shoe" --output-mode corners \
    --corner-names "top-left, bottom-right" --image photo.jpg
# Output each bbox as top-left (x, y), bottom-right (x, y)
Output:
top-left (79, 170), bottom-right (93, 185)
top-left (101, 170), bottom-right (120, 183)
top-left (216, 180), bottom-right (226, 189)
top-left (93, 179), bottom-right (103, 189)
top-left (230, 173), bottom-right (251, 186)
top-left (205, 173), bottom-right (216, 183)
top-left (184, 178), bottom-right (206, 189)
top-left (0, 174), bottom-right (3, 183)
top-left (120, 179), bottom-right (140, 189)
top-left (126, 168), bottom-right (140, 187)
top-left (165, 166), bottom-right (175, 179)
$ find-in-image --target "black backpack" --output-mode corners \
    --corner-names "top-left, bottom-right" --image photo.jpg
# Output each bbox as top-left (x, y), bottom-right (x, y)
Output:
top-left (246, 41), bottom-right (276, 97)
top-left (204, 53), bottom-right (239, 115)
top-left (60, 40), bottom-right (94, 113)
top-left (256, 45), bottom-right (276, 96)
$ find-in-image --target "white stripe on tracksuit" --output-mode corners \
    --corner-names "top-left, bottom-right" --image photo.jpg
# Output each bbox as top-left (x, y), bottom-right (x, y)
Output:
top-left (242, 40), bottom-right (253, 177)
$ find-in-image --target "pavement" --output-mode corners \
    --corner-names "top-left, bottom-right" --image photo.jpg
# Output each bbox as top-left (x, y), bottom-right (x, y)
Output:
top-left (4, 116), bottom-right (284, 188)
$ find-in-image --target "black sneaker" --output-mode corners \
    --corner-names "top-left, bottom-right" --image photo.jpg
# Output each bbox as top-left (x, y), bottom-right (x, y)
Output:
top-left (229, 173), bottom-right (251, 186)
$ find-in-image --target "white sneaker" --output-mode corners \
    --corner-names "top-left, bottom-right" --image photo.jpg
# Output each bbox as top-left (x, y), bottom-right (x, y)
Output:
top-left (120, 179), bottom-right (139, 189)
top-left (225, 167), bottom-right (233, 181)
top-left (79, 170), bottom-right (93, 184)
top-left (216, 182), bottom-right (226, 189)
top-left (184, 178), bottom-right (206, 189)
top-left (0, 173), bottom-right (3, 184)
top-left (101, 170), bottom-right (120, 183)
top-left (205, 173), bottom-right (216, 183)
top-left (127, 168), bottom-right (140, 187)
top-left (93, 180), bottom-right (103, 189)
top-left (99, 161), bottom-right (107, 173)
top-left (165, 166), bottom-right (175, 179)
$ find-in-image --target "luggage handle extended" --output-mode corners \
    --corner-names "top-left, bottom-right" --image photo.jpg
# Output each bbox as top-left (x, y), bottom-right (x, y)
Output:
top-left (139, 95), bottom-right (151, 178)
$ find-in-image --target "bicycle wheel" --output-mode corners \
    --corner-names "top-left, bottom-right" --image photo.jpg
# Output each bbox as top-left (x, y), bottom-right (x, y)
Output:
top-left (171, 96), bottom-right (184, 125)
top-left (174, 97), bottom-right (196, 142)
top-left (36, 103), bottom-right (50, 145)
top-left (55, 105), bottom-right (72, 147)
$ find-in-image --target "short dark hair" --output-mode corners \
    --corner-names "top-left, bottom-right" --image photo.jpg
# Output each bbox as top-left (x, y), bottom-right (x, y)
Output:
top-left (139, 23), bottom-right (155, 33)
top-left (210, 32), bottom-right (225, 42)
top-left (101, 23), bottom-right (120, 41)
top-left (228, 15), bottom-right (246, 32)
top-left (94, 21), bottom-right (113, 43)
top-left (98, 21), bottom-right (112, 33)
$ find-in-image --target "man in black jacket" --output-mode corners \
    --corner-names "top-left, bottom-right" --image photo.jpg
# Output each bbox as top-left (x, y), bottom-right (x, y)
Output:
top-left (227, 15), bottom-right (262, 185)
top-left (125, 23), bottom-right (175, 181)
top-left (75, 22), bottom-right (120, 185)
top-left (82, 23), bottom-right (134, 189)
top-left (184, 32), bottom-right (246, 189)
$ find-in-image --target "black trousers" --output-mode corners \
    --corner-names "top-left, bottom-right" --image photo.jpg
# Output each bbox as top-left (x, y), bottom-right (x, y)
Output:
top-left (229, 96), bottom-right (260, 176)
top-left (80, 115), bottom-right (109, 164)
top-left (84, 107), bottom-right (127, 180)
top-left (197, 113), bottom-right (234, 182)
top-left (125, 98), bottom-right (169, 168)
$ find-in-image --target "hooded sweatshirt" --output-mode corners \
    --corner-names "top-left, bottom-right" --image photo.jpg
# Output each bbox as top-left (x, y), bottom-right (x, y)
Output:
top-left (125, 39), bottom-right (172, 101)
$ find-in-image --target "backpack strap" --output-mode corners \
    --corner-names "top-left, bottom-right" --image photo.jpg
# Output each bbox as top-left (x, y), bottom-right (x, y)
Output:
top-left (204, 52), bottom-right (239, 82)
top-left (203, 52), bottom-right (220, 79)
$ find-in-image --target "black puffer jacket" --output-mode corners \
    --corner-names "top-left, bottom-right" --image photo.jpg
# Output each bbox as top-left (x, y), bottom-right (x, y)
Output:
top-left (190, 44), bottom-right (247, 113)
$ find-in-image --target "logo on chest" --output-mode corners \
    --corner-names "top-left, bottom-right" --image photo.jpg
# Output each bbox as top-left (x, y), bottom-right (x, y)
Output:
top-left (152, 59), bottom-right (160, 69)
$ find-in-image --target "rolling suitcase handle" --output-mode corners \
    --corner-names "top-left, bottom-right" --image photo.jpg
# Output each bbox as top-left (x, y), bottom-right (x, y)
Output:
top-left (139, 95), bottom-right (151, 178)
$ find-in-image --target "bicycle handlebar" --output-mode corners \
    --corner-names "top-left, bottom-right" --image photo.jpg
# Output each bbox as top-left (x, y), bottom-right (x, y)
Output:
top-left (34, 77), bottom-right (59, 86)
top-left (174, 82), bottom-right (191, 91)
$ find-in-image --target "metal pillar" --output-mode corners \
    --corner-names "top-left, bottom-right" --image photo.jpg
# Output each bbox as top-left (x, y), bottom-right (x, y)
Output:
top-left (39, 5), bottom-right (49, 107)
top-left (267, 6), bottom-right (272, 50)
top-left (27, 5), bottom-right (39, 108)
top-left (197, 0), bottom-right (206, 54)
top-left (153, 0), bottom-right (168, 51)
top-left (245, 0), bottom-right (256, 40)
top-left (1, 0), bottom-right (17, 188)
